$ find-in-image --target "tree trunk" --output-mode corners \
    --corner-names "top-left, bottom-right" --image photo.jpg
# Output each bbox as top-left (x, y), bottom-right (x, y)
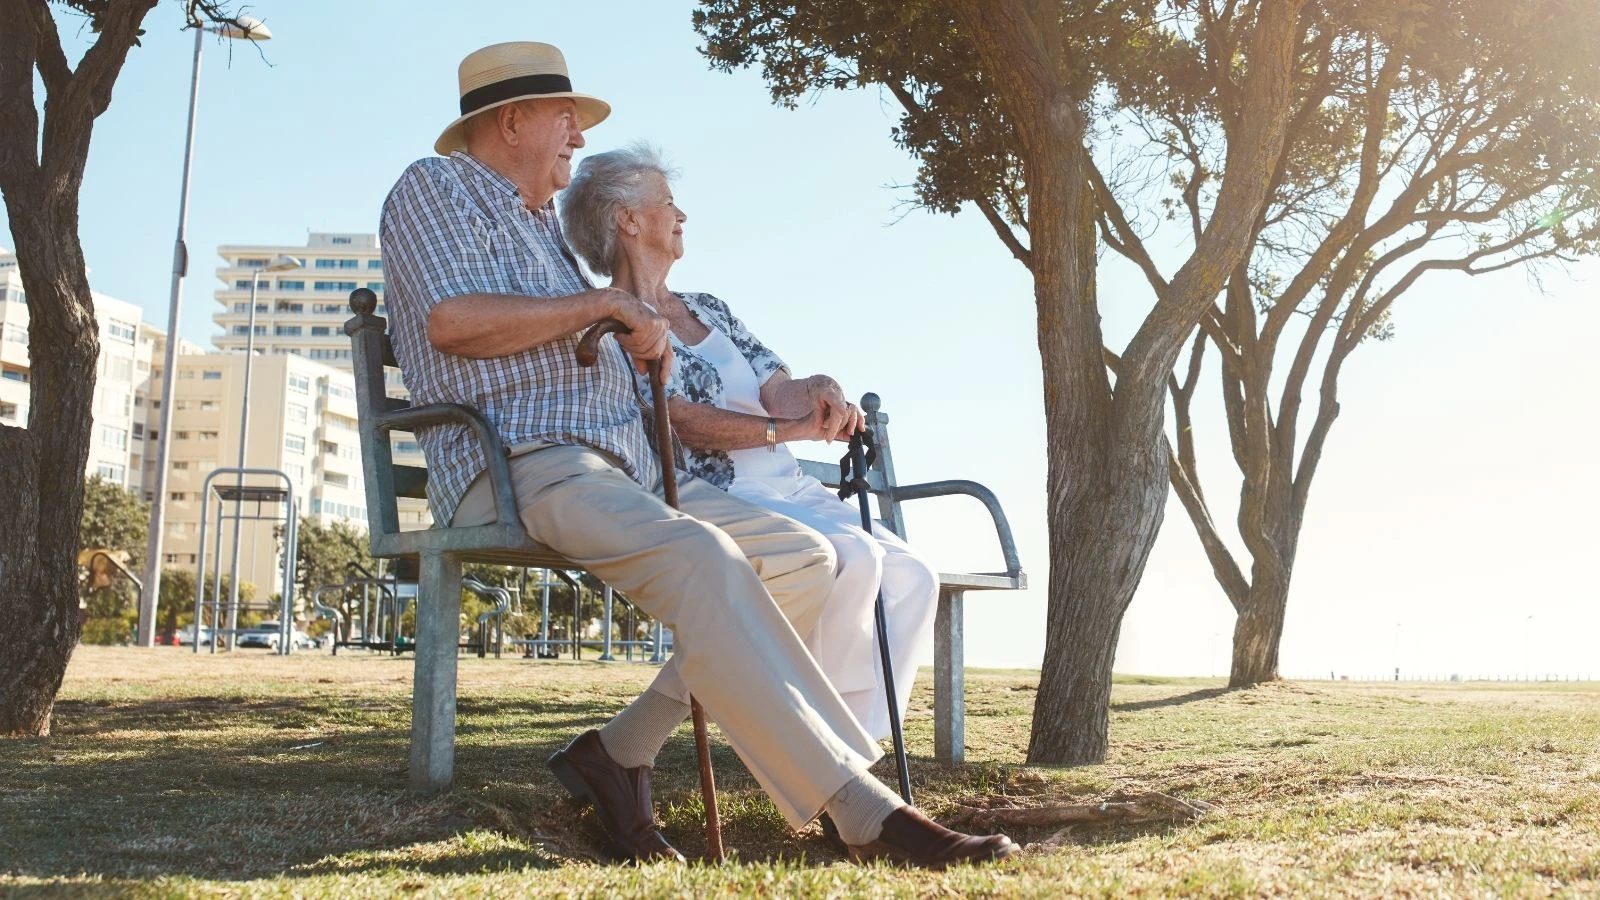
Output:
top-left (1029, 446), bottom-right (1170, 763)
top-left (1229, 577), bottom-right (1289, 687)
top-left (0, 0), bottom-right (157, 735)
top-left (0, 202), bottom-right (99, 734)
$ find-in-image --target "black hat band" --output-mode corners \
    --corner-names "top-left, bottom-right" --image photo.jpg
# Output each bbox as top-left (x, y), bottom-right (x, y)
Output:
top-left (459, 74), bottom-right (575, 116)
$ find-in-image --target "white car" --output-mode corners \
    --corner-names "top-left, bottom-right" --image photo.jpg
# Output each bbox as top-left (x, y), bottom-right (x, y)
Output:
top-left (236, 622), bottom-right (317, 650)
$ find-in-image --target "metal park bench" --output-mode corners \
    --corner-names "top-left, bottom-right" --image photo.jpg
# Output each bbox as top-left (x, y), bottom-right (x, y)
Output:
top-left (344, 288), bottom-right (1025, 794)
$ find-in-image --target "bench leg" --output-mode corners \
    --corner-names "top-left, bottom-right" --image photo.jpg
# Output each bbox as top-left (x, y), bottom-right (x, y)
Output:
top-left (934, 588), bottom-right (965, 764)
top-left (411, 551), bottom-right (462, 795)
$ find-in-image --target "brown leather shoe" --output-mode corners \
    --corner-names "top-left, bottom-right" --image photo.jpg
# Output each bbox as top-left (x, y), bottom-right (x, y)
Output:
top-left (547, 730), bottom-right (685, 863)
top-left (847, 807), bottom-right (1018, 869)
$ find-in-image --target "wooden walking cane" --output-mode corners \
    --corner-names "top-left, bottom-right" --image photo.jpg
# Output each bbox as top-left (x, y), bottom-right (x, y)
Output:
top-left (577, 319), bottom-right (724, 864)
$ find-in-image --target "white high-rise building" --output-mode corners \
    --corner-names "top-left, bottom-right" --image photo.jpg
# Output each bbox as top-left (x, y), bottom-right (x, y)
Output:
top-left (208, 233), bottom-right (428, 533)
top-left (0, 249), bottom-right (157, 490)
top-left (212, 232), bottom-right (387, 363)
top-left (153, 352), bottom-right (373, 598)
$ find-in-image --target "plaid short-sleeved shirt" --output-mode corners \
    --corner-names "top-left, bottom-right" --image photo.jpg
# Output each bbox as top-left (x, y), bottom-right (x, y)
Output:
top-left (379, 152), bottom-right (660, 524)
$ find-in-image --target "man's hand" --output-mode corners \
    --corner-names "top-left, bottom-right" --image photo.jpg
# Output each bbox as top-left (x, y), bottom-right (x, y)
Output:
top-left (607, 289), bottom-right (674, 383)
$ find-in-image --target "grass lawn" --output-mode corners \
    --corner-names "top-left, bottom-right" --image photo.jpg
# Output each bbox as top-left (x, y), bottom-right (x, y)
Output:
top-left (2, 647), bottom-right (1597, 897)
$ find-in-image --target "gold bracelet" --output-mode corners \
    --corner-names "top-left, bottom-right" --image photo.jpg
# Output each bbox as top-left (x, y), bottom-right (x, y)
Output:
top-left (765, 418), bottom-right (778, 452)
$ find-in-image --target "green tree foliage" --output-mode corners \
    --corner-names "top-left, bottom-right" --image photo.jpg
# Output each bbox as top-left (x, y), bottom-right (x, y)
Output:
top-left (76, 476), bottom-right (149, 645)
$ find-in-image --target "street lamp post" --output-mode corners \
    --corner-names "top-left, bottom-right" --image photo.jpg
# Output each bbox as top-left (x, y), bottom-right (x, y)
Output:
top-left (223, 255), bottom-right (299, 650)
top-left (137, 14), bottom-right (275, 647)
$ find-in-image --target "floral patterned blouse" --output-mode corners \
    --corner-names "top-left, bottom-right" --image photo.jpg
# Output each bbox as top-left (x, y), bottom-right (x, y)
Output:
top-left (632, 292), bottom-right (789, 489)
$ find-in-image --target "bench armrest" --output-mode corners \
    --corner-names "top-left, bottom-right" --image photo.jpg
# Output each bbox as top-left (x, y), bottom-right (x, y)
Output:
top-left (372, 402), bottom-right (521, 531)
top-left (889, 479), bottom-right (1024, 579)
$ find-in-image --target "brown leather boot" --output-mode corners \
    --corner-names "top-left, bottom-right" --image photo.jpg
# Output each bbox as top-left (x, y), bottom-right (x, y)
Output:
top-left (547, 730), bottom-right (685, 863)
top-left (846, 807), bottom-right (1018, 869)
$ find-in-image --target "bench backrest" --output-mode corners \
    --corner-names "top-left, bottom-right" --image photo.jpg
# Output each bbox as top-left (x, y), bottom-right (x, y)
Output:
top-left (344, 289), bottom-right (910, 544)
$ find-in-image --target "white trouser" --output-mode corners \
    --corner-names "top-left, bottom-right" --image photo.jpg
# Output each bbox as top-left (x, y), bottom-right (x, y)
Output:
top-left (728, 474), bottom-right (939, 742)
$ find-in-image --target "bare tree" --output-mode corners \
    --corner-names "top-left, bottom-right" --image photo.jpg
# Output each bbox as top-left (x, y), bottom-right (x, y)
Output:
top-left (0, 0), bottom-right (248, 735)
top-left (1153, 0), bottom-right (1600, 685)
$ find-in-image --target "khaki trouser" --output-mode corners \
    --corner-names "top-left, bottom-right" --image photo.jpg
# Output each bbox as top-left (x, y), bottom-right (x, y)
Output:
top-left (452, 443), bottom-right (882, 827)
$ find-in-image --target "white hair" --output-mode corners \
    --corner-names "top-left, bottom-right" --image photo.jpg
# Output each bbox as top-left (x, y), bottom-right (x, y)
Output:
top-left (559, 143), bottom-right (678, 277)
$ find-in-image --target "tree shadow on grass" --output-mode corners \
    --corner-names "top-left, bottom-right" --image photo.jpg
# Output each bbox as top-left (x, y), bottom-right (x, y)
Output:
top-left (1, 687), bottom-right (1192, 881)
top-left (1112, 687), bottom-right (1232, 713)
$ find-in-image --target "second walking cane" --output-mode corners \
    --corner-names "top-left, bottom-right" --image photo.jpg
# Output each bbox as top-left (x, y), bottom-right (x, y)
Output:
top-left (577, 319), bottom-right (724, 863)
top-left (838, 395), bottom-right (914, 804)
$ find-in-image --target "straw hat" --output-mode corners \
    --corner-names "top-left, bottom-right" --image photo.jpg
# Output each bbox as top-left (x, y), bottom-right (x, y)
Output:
top-left (435, 42), bottom-right (611, 156)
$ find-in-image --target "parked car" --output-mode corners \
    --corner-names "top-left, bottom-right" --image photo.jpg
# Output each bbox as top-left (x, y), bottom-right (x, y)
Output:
top-left (236, 622), bottom-right (316, 650)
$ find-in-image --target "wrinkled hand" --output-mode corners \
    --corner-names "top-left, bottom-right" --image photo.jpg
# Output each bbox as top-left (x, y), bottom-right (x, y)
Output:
top-left (608, 289), bottom-right (673, 383)
top-left (805, 375), bottom-right (860, 443)
top-left (785, 403), bottom-right (835, 443)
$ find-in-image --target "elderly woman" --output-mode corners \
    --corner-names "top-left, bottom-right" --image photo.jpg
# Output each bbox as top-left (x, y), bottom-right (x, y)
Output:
top-left (559, 145), bottom-right (938, 743)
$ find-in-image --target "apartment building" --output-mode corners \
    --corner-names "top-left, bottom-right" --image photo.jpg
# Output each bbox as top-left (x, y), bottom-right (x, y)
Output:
top-left (210, 233), bottom-right (429, 533)
top-left (0, 250), bottom-right (156, 489)
top-left (156, 352), bottom-right (374, 596)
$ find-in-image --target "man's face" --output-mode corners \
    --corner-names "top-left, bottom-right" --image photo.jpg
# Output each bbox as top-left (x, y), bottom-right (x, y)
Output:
top-left (519, 98), bottom-right (584, 201)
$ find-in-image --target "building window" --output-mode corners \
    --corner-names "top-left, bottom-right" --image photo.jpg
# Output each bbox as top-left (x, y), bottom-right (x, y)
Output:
top-left (308, 348), bottom-right (350, 361)
top-left (132, 423), bottom-right (144, 438)
top-left (164, 553), bottom-right (182, 564)
top-left (3, 325), bottom-right (26, 344)
top-left (366, 282), bottom-right (383, 292)
top-left (275, 302), bottom-right (304, 313)
top-left (2, 369), bottom-right (30, 383)
top-left (367, 259), bottom-right (383, 270)
top-left (314, 259), bottom-right (337, 269)
top-left (338, 259), bottom-right (359, 269)
top-left (324, 472), bottom-right (349, 489)
top-left (287, 402), bottom-right (308, 425)
top-left (202, 370), bottom-right (222, 380)
top-left (313, 281), bottom-right (358, 292)
top-left (285, 462), bottom-right (305, 481)
top-left (288, 374), bottom-right (311, 394)
top-left (95, 463), bottom-right (125, 482)
top-left (174, 431), bottom-right (190, 440)
top-left (178, 370), bottom-right (194, 379)
top-left (274, 325), bottom-right (302, 336)
top-left (199, 400), bottom-right (219, 411)
top-left (99, 425), bottom-right (128, 450)
top-left (285, 434), bottom-right (306, 454)
top-left (279, 280), bottom-right (305, 291)
top-left (106, 319), bottom-right (136, 343)
top-left (196, 460), bottom-right (216, 473)
top-left (169, 492), bottom-right (185, 502)
top-left (311, 326), bottom-right (331, 336)
top-left (234, 279), bottom-right (256, 290)
top-left (172, 460), bottom-right (189, 470)
top-left (198, 430), bottom-right (218, 441)
top-left (393, 440), bottom-right (419, 454)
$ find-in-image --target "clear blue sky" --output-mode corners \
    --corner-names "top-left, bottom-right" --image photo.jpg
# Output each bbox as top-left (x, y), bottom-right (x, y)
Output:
top-left (14, 0), bottom-right (1599, 676)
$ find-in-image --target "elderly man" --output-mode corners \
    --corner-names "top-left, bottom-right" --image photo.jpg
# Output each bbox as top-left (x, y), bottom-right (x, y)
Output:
top-left (379, 41), bottom-right (1015, 869)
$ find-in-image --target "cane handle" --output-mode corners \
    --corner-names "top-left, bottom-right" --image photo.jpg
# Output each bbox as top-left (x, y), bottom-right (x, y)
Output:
top-left (576, 317), bottom-right (631, 367)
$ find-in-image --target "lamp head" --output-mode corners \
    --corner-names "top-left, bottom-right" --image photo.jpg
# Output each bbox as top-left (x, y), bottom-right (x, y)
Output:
top-left (212, 15), bottom-right (272, 41)
top-left (264, 255), bottom-right (302, 273)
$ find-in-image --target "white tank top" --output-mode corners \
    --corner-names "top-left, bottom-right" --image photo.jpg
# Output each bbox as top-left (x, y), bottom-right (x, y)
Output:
top-left (686, 325), bottom-right (804, 490)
